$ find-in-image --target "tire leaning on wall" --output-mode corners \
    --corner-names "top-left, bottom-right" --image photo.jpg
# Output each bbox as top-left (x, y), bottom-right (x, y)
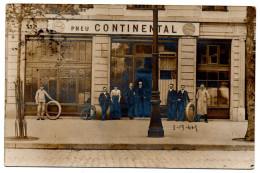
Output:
top-left (46, 101), bottom-right (62, 120)
top-left (185, 102), bottom-right (196, 122)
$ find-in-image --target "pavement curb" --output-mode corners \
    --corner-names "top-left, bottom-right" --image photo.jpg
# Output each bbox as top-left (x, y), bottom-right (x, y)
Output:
top-left (5, 142), bottom-right (254, 151)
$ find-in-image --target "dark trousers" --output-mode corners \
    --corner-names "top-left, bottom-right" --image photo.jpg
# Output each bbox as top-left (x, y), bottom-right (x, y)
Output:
top-left (196, 114), bottom-right (207, 122)
top-left (127, 104), bottom-right (134, 118)
top-left (101, 106), bottom-right (108, 120)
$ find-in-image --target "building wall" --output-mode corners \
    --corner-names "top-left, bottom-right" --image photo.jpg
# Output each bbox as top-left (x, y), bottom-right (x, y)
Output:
top-left (5, 5), bottom-right (248, 120)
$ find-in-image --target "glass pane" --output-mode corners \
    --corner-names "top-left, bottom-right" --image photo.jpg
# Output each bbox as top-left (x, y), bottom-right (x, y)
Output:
top-left (159, 42), bottom-right (178, 52)
top-left (208, 81), bottom-right (218, 87)
top-left (220, 45), bottom-right (230, 64)
top-left (160, 70), bottom-right (176, 80)
top-left (86, 42), bottom-right (92, 63)
top-left (85, 79), bottom-right (91, 92)
top-left (136, 44), bottom-right (152, 54)
top-left (49, 79), bottom-right (57, 99)
top-left (124, 57), bottom-right (133, 68)
top-left (112, 43), bottom-right (130, 56)
top-left (136, 58), bottom-right (144, 68)
top-left (68, 78), bottom-right (76, 103)
top-left (59, 78), bottom-right (68, 103)
top-left (219, 71), bottom-right (229, 80)
top-left (61, 42), bottom-right (78, 61)
top-left (210, 55), bottom-right (218, 63)
top-left (208, 88), bottom-right (218, 106)
top-left (144, 58), bottom-right (152, 69)
top-left (196, 81), bottom-right (205, 88)
top-left (208, 72), bottom-right (218, 80)
top-left (79, 42), bottom-right (86, 62)
top-left (209, 46), bottom-right (218, 56)
top-left (197, 71), bottom-right (207, 80)
top-left (25, 80), bottom-right (32, 102)
top-left (218, 82), bottom-right (229, 105)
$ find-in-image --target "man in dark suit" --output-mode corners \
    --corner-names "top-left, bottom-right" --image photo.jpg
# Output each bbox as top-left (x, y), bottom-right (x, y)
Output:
top-left (177, 85), bottom-right (190, 121)
top-left (125, 83), bottom-right (135, 119)
top-left (135, 81), bottom-right (145, 117)
top-left (167, 84), bottom-right (177, 121)
top-left (98, 86), bottom-right (110, 121)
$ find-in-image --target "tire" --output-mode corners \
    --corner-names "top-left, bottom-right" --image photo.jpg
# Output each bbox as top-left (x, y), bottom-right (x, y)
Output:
top-left (185, 102), bottom-right (196, 122)
top-left (46, 101), bottom-right (62, 120)
top-left (80, 105), bottom-right (97, 120)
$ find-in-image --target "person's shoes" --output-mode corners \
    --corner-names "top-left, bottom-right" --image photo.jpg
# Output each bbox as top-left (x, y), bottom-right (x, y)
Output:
top-left (130, 117), bottom-right (133, 120)
top-left (41, 117), bottom-right (45, 120)
top-left (205, 120), bottom-right (208, 123)
top-left (37, 117), bottom-right (40, 120)
top-left (167, 119), bottom-right (173, 121)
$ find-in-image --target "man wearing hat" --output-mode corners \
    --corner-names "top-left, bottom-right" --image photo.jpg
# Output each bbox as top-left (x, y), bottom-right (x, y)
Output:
top-left (166, 84), bottom-right (177, 121)
top-left (98, 86), bottom-right (110, 121)
top-left (125, 83), bottom-right (135, 119)
top-left (177, 85), bottom-right (190, 121)
top-left (196, 83), bottom-right (209, 123)
top-left (35, 85), bottom-right (54, 120)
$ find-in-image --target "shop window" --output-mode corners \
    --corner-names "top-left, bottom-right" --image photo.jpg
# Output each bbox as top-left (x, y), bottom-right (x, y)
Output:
top-left (127, 5), bottom-right (165, 10)
top-left (202, 6), bottom-right (227, 12)
top-left (25, 38), bottom-right (92, 106)
top-left (196, 71), bottom-right (230, 107)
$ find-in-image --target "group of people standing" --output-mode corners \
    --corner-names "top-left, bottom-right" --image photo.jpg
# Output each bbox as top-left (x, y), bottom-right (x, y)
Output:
top-left (99, 81), bottom-right (147, 120)
top-left (166, 83), bottom-right (209, 123)
top-left (166, 84), bottom-right (190, 121)
top-left (99, 82), bottom-right (209, 122)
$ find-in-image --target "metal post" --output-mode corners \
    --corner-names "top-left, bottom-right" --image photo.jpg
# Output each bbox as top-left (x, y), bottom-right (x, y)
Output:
top-left (148, 6), bottom-right (164, 137)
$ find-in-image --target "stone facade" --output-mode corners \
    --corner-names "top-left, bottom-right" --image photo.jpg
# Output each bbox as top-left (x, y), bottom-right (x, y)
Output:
top-left (5, 5), bottom-right (250, 121)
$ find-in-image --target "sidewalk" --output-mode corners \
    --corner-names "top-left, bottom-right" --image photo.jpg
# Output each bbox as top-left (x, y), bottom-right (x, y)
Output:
top-left (4, 118), bottom-right (254, 151)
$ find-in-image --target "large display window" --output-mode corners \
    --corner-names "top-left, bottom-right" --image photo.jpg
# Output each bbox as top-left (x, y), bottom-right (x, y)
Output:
top-left (24, 36), bottom-right (92, 116)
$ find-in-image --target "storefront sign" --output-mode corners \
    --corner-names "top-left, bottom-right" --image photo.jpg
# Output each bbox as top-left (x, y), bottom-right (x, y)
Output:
top-left (48, 20), bottom-right (199, 36)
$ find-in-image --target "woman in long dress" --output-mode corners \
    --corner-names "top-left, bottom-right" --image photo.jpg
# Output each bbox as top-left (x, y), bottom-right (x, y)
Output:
top-left (110, 86), bottom-right (122, 119)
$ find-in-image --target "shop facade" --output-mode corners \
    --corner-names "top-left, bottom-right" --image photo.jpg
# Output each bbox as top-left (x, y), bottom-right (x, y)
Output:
top-left (5, 5), bottom-right (249, 121)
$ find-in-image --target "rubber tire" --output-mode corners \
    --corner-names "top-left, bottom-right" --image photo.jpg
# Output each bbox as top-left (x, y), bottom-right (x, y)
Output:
top-left (80, 105), bottom-right (97, 120)
top-left (46, 101), bottom-right (61, 120)
top-left (185, 102), bottom-right (196, 122)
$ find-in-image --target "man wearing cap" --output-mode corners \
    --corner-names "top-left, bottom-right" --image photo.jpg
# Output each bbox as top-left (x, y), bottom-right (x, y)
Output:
top-left (196, 83), bottom-right (209, 123)
top-left (177, 85), bottom-right (190, 121)
top-left (35, 85), bottom-right (54, 120)
top-left (135, 81), bottom-right (146, 117)
top-left (125, 83), bottom-right (135, 119)
top-left (98, 86), bottom-right (110, 121)
top-left (166, 84), bottom-right (177, 121)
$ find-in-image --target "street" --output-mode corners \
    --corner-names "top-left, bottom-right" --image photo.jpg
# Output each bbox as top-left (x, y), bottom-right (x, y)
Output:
top-left (5, 149), bottom-right (254, 169)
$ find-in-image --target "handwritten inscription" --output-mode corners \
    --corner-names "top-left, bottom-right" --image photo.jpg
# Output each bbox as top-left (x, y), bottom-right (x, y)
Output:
top-left (173, 125), bottom-right (198, 132)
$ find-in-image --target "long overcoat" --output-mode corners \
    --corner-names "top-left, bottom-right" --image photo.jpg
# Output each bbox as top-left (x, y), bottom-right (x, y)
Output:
top-left (196, 89), bottom-right (209, 115)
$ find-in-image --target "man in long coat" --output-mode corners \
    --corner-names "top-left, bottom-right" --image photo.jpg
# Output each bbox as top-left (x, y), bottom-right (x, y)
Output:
top-left (125, 83), bottom-right (135, 119)
top-left (196, 83), bottom-right (209, 123)
top-left (135, 81), bottom-right (145, 117)
top-left (177, 85), bottom-right (190, 121)
top-left (98, 86), bottom-right (110, 121)
top-left (167, 84), bottom-right (177, 121)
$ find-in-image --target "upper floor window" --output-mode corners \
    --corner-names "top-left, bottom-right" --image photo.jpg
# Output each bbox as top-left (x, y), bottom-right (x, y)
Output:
top-left (197, 40), bottom-right (231, 65)
top-left (202, 6), bottom-right (227, 12)
top-left (127, 5), bottom-right (165, 10)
